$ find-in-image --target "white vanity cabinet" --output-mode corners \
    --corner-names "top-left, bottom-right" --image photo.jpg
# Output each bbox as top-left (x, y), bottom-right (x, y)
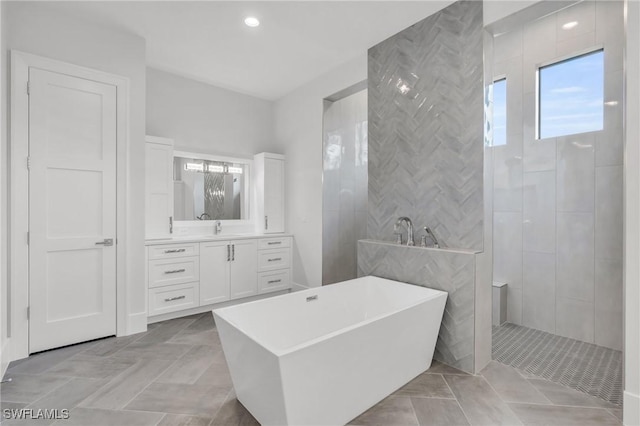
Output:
top-left (229, 239), bottom-right (259, 299)
top-left (147, 236), bottom-right (292, 321)
top-left (257, 237), bottom-right (291, 293)
top-left (199, 239), bottom-right (258, 304)
top-left (145, 136), bottom-right (174, 239)
top-left (199, 241), bottom-right (231, 305)
top-left (254, 153), bottom-right (285, 233)
top-left (147, 242), bottom-right (200, 316)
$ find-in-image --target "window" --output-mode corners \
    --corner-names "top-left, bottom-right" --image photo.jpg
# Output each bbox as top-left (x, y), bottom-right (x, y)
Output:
top-left (493, 78), bottom-right (507, 146)
top-left (538, 50), bottom-right (604, 139)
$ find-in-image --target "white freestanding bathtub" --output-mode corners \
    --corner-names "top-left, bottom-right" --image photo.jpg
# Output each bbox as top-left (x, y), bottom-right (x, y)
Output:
top-left (213, 275), bottom-right (447, 426)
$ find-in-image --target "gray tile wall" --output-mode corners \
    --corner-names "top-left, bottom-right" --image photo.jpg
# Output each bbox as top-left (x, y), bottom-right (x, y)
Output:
top-left (358, 240), bottom-right (478, 373)
top-left (491, 0), bottom-right (624, 350)
top-left (322, 90), bottom-right (368, 285)
top-left (367, 0), bottom-right (484, 251)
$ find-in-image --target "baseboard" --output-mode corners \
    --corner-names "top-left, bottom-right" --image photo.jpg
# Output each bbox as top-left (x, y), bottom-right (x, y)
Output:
top-left (291, 282), bottom-right (309, 292)
top-left (126, 312), bottom-right (148, 335)
top-left (1, 338), bottom-right (11, 378)
top-left (624, 391), bottom-right (640, 426)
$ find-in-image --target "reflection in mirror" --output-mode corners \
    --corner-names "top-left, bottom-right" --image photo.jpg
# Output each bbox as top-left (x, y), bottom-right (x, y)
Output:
top-left (173, 156), bottom-right (248, 220)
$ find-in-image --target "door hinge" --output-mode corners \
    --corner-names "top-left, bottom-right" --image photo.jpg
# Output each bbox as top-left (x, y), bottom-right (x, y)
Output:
top-left (27, 81), bottom-right (30, 95)
top-left (27, 156), bottom-right (31, 170)
top-left (26, 231), bottom-right (29, 245)
top-left (27, 306), bottom-right (30, 320)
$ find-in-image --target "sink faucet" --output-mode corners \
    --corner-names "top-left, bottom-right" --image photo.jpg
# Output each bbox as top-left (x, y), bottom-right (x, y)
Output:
top-left (197, 212), bottom-right (211, 220)
top-left (394, 217), bottom-right (415, 246)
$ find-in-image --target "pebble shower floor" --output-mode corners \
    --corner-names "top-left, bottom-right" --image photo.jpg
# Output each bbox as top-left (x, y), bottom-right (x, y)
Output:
top-left (492, 322), bottom-right (622, 406)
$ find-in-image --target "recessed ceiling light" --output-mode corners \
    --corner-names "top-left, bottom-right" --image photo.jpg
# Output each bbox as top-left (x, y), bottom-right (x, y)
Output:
top-left (244, 17), bottom-right (260, 27)
top-left (562, 21), bottom-right (579, 30)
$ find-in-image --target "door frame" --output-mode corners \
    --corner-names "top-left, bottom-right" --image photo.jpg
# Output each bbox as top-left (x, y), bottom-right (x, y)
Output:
top-left (9, 50), bottom-right (130, 360)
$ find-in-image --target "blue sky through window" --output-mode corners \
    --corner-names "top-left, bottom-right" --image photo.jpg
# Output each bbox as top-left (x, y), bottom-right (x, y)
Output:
top-left (493, 78), bottom-right (507, 146)
top-left (539, 50), bottom-right (604, 139)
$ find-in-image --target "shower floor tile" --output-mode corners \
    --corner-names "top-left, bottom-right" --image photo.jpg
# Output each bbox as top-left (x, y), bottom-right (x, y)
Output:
top-left (492, 322), bottom-right (623, 406)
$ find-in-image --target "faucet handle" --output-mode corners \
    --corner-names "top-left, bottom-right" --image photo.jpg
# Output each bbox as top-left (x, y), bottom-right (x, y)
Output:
top-left (394, 232), bottom-right (403, 245)
top-left (423, 226), bottom-right (440, 248)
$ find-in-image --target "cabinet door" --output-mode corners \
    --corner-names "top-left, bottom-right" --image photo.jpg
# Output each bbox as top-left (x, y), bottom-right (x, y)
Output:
top-left (264, 158), bottom-right (284, 233)
top-left (145, 141), bottom-right (173, 238)
top-left (230, 239), bottom-right (258, 299)
top-left (200, 241), bottom-right (230, 305)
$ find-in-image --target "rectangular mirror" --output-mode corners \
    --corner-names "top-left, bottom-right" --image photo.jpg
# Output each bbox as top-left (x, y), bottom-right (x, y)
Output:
top-left (173, 152), bottom-right (250, 221)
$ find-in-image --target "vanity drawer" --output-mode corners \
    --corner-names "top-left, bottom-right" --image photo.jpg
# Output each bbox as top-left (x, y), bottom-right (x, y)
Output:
top-left (149, 257), bottom-right (200, 288)
top-left (258, 248), bottom-right (290, 272)
top-left (258, 269), bottom-right (291, 294)
top-left (149, 282), bottom-right (199, 316)
top-left (258, 237), bottom-right (291, 250)
top-left (148, 243), bottom-right (199, 260)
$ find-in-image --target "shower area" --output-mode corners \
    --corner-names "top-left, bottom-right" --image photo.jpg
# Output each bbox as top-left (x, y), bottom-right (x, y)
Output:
top-left (487, 0), bottom-right (624, 406)
top-left (322, 88), bottom-right (368, 285)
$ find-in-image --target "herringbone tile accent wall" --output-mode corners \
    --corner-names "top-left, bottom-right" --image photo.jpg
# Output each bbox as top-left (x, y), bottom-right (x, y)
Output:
top-left (367, 0), bottom-right (484, 250)
top-left (358, 240), bottom-right (477, 373)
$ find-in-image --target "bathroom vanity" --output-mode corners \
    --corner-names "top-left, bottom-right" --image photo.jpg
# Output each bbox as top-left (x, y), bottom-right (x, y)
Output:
top-left (146, 235), bottom-right (292, 320)
top-left (144, 135), bottom-right (290, 321)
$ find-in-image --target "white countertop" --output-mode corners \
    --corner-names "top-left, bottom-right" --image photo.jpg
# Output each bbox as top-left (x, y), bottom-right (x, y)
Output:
top-left (145, 233), bottom-right (293, 246)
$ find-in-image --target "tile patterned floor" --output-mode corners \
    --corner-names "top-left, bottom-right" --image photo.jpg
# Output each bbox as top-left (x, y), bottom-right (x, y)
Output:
top-left (1, 313), bottom-right (623, 425)
top-left (493, 322), bottom-right (623, 406)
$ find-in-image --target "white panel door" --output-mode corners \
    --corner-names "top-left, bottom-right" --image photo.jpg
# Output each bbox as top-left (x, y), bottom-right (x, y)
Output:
top-left (29, 68), bottom-right (117, 353)
top-left (200, 241), bottom-right (231, 305)
top-left (230, 239), bottom-right (258, 299)
top-left (264, 158), bottom-right (284, 233)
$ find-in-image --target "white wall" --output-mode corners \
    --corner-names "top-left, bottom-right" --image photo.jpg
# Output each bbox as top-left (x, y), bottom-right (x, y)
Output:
top-left (147, 67), bottom-right (276, 158)
top-left (0, 0), bottom-right (8, 375)
top-left (3, 1), bottom-right (148, 347)
top-left (274, 56), bottom-right (366, 288)
top-left (624, 1), bottom-right (640, 423)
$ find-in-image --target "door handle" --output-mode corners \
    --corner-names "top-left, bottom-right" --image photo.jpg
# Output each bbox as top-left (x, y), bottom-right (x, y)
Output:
top-left (265, 215), bottom-right (268, 230)
top-left (95, 238), bottom-right (114, 247)
top-left (227, 244), bottom-right (230, 262)
top-left (232, 244), bottom-right (235, 261)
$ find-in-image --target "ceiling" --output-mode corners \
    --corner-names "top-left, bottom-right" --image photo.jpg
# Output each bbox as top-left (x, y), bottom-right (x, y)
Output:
top-left (40, 1), bottom-right (454, 100)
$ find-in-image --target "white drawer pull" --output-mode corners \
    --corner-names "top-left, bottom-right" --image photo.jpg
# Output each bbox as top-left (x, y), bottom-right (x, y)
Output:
top-left (268, 258), bottom-right (282, 262)
top-left (164, 248), bottom-right (186, 254)
top-left (164, 295), bottom-right (186, 302)
top-left (164, 268), bottom-right (186, 274)
top-left (267, 241), bottom-right (281, 245)
top-left (267, 279), bottom-right (282, 284)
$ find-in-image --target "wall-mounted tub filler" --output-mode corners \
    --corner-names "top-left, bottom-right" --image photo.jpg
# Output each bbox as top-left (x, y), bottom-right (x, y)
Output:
top-left (213, 276), bottom-right (447, 426)
top-left (394, 217), bottom-right (414, 246)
